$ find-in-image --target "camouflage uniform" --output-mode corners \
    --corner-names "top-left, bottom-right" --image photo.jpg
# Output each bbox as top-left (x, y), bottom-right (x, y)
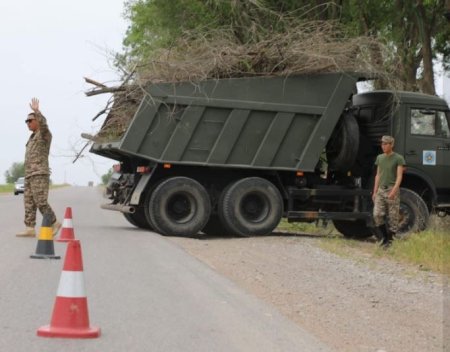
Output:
top-left (373, 186), bottom-right (400, 233)
top-left (24, 112), bottom-right (57, 227)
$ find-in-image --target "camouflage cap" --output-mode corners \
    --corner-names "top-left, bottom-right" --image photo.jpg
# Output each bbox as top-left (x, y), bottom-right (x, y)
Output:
top-left (381, 135), bottom-right (394, 144)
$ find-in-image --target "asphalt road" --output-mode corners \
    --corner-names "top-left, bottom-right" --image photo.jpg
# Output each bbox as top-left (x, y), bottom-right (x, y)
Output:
top-left (0, 186), bottom-right (332, 352)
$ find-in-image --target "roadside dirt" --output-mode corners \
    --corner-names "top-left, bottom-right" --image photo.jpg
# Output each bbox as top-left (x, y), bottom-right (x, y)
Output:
top-left (169, 232), bottom-right (448, 352)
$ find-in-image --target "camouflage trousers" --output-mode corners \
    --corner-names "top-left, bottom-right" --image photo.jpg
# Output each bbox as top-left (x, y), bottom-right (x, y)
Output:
top-left (24, 175), bottom-right (56, 227)
top-left (373, 187), bottom-right (400, 233)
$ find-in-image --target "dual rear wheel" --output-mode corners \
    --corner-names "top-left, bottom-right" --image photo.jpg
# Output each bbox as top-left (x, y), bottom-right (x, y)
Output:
top-left (215, 177), bottom-right (283, 237)
top-left (130, 176), bottom-right (283, 237)
top-left (144, 177), bottom-right (211, 237)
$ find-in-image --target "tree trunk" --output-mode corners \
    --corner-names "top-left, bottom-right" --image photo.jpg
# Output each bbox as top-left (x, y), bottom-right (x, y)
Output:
top-left (415, 0), bottom-right (436, 95)
top-left (446, 0), bottom-right (450, 21)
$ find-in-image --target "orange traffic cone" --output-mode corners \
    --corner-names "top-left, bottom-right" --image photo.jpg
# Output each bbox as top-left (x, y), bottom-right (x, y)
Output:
top-left (37, 240), bottom-right (100, 338)
top-left (30, 214), bottom-right (60, 260)
top-left (56, 207), bottom-right (75, 242)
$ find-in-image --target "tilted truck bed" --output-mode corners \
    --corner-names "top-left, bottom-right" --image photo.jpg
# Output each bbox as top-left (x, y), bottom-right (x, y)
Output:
top-left (91, 73), bottom-right (364, 171)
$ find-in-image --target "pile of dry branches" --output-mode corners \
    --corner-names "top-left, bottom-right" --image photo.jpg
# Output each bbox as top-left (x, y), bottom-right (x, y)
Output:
top-left (85, 21), bottom-right (395, 143)
top-left (136, 21), bottom-right (386, 84)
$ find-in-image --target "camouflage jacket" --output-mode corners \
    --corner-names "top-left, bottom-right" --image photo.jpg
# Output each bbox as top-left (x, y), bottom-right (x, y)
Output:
top-left (25, 112), bottom-right (52, 177)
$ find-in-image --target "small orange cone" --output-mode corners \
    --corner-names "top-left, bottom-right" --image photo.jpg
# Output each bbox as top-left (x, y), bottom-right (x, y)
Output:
top-left (56, 207), bottom-right (75, 242)
top-left (37, 240), bottom-right (100, 338)
top-left (30, 214), bottom-right (60, 260)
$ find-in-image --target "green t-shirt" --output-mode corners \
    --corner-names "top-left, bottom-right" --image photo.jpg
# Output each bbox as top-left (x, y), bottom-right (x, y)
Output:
top-left (375, 152), bottom-right (406, 187)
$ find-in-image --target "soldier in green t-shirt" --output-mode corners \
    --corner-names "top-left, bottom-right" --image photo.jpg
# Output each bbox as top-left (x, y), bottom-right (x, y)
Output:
top-left (372, 135), bottom-right (405, 247)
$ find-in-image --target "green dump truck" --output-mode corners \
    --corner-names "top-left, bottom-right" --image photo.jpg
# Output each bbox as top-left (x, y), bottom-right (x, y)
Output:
top-left (91, 73), bottom-right (450, 237)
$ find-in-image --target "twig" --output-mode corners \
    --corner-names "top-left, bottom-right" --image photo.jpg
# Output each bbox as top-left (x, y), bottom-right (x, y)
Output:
top-left (85, 86), bottom-right (127, 97)
top-left (84, 77), bottom-right (107, 88)
top-left (73, 141), bottom-right (90, 163)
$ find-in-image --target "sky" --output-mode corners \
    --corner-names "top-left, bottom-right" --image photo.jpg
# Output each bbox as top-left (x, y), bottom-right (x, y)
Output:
top-left (0, 0), bottom-right (127, 185)
top-left (438, 65), bottom-right (450, 103)
top-left (0, 2), bottom-right (448, 186)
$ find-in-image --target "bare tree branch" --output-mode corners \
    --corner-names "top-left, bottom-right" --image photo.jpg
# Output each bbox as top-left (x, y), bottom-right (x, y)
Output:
top-left (84, 77), bottom-right (107, 88)
top-left (85, 86), bottom-right (127, 97)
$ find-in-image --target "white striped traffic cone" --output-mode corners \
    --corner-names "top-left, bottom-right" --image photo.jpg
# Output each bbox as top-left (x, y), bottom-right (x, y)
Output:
top-left (56, 207), bottom-right (75, 242)
top-left (37, 240), bottom-right (100, 338)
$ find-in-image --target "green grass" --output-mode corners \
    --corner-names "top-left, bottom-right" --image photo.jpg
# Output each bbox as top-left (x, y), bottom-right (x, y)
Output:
top-left (0, 184), bottom-right (14, 193)
top-left (388, 229), bottom-right (450, 275)
top-left (277, 218), bottom-right (450, 275)
top-left (0, 183), bottom-right (70, 194)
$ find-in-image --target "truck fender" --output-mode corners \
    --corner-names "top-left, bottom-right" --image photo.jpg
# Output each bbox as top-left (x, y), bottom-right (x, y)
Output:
top-left (402, 167), bottom-right (437, 206)
top-left (129, 172), bottom-right (153, 206)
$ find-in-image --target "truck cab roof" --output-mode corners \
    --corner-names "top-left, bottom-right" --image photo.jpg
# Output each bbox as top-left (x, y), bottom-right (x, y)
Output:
top-left (355, 90), bottom-right (449, 109)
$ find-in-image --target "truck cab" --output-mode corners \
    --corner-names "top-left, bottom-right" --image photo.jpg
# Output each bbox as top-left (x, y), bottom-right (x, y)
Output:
top-left (353, 90), bottom-right (450, 219)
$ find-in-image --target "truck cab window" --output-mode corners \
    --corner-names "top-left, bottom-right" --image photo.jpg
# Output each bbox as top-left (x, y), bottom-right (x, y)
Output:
top-left (410, 108), bottom-right (450, 137)
top-left (437, 111), bottom-right (450, 138)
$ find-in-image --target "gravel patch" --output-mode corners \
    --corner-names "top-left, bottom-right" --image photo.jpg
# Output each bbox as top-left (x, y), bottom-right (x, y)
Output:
top-left (169, 233), bottom-right (447, 352)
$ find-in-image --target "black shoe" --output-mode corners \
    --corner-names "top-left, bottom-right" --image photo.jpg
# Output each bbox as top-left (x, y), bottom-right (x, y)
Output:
top-left (381, 238), bottom-right (392, 249)
top-left (372, 225), bottom-right (386, 241)
top-left (380, 227), bottom-right (395, 248)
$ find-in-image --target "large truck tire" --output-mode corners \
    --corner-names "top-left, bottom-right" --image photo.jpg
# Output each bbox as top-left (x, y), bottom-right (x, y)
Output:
top-left (123, 207), bottom-right (154, 230)
top-left (326, 113), bottom-right (359, 171)
top-left (219, 177), bottom-right (283, 237)
top-left (146, 177), bottom-right (211, 237)
top-left (332, 219), bottom-right (373, 238)
top-left (397, 188), bottom-right (429, 236)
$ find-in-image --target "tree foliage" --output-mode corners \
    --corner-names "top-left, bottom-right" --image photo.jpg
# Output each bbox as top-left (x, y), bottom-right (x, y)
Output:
top-left (120, 0), bottom-right (450, 94)
top-left (101, 168), bottom-right (114, 185)
top-left (4, 162), bottom-right (25, 184)
top-left (344, 0), bottom-right (449, 94)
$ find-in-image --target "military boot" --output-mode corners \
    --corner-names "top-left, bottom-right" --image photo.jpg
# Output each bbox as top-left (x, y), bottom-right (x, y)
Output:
top-left (16, 227), bottom-right (36, 237)
top-left (372, 225), bottom-right (386, 242)
top-left (383, 228), bottom-right (394, 248)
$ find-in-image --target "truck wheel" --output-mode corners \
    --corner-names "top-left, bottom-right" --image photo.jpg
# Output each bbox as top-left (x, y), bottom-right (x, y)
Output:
top-left (326, 113), bottom-right (359, 171)
top-left (201, 215), bottom-right (229, 237)
top-left (219, 177), bottom-right (283, 237)
top-left (123, 207), bottom-right (154, 230)
top-left (397, 188), bottom-right (429, 236)
top-left (332, 219), bottom-right (373, 238)
top-left (147, 177), bottom-right (211, 237)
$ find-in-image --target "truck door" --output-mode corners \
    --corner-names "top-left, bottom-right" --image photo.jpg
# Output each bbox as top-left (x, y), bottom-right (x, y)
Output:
top-left (405, 107), bottom-right (450, 195)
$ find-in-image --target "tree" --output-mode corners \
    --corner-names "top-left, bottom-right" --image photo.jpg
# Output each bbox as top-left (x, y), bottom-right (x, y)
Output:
top-left (120, 0), bottom-right (450, 94)
top-left (342, 0), bottom-right (449, 94)
top-left (4, 162), bottom-right (25, 184)
top-left (120, 0), bottom-right (329, 64)
top-left (446, 0), bottom-right (450, 19)
top-left (101, 168), bottom-right (114, 185)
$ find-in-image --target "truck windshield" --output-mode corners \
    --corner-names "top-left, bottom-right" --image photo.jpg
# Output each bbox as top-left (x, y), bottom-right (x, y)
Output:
top-left (410, 109), bottom-right (450, 138)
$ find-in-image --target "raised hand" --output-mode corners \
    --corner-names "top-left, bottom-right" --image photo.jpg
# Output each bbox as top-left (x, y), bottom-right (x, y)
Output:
top-left (30, 98), bottom-right (40, 113)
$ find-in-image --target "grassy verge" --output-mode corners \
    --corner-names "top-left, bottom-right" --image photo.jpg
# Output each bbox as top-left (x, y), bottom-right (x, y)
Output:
top-left (0, 184), bottom-right (14, 193)
top-left (388, 229), bottom-right (450, 274)
top-left (0, 183), bottom-right (70, 194)
top-left (277, 218), bottom-right (450, 275)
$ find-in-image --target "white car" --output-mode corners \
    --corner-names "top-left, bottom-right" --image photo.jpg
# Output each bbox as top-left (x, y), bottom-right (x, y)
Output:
top-left (14, 177), bottom-right (25, 195)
